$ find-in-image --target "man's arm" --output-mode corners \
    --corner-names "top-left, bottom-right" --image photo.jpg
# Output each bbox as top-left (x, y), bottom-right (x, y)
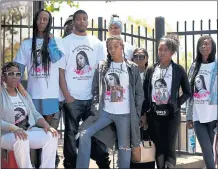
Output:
top-left (59, 68), bottom-right (75, 103)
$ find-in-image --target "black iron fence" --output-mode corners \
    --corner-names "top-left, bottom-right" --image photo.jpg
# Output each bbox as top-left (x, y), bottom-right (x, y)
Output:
top-left (1, 13), bottom-right (217, 156)
top-left (1, 16), bottom-right (157, 65)
top-left (167, 19), bottom-right (218, 72)
top-left (167, 19), bottom-right (217, 155)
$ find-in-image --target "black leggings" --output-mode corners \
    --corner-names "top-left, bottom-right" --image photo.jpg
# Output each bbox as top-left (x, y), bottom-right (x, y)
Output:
top-left (147, 114), bottom-right (181, 168)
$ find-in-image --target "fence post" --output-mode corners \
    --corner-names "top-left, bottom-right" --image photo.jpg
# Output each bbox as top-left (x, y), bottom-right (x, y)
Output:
top-left (98, 17), bottom-right (103, 41)
top-left (155, 16), bottom-right (165, 62)
top-left (33, 1), bottom-right (44, 17)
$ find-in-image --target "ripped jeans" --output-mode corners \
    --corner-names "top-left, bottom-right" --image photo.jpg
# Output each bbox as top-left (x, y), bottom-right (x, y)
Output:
top-left (76, 110), bottom-right (131, 168)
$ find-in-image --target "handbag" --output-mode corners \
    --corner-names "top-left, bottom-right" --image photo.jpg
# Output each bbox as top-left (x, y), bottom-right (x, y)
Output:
top-left (152, 103), bottom-right (174, 116)
top-left (131, 128), bottom-right (156, 163)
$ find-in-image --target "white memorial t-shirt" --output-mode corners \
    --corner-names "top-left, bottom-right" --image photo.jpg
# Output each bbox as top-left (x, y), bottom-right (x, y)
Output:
top-left (103, 62), bottom-right (130, 114)
top-left (14, 38), bottom-right (65, 99)
top-left (193, 62), bottom-right (217, 123)
top-left (151, 64), bottom-right (172, 105)
top-left (61, 34), bottom-right (106, 100)
top-left (10, 95), bottom-right (28, 125)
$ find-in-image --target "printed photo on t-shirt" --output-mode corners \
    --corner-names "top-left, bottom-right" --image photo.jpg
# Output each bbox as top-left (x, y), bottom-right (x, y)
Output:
top-left (153, 78), bottom-right (170, 105)
top-left (74, 51), bottom-right (92, 75)
top-left (105, 73), bottom-right (124, 102)
top-left (31, 45), bottom-right (49, 77)
top-left (14, 107), bottom-right (26, 124)
top-left (194, 74), bottom-right (210, 100)
top-left (36, 48), bottom-right (42, 66)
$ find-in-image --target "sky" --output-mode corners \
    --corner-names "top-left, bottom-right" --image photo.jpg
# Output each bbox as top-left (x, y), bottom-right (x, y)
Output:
top-left (51, 1), bottom-right (217, 32)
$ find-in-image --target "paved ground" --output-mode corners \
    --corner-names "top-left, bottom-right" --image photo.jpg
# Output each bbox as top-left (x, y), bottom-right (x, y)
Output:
top-left (57, 139), bottom-right (205, 168)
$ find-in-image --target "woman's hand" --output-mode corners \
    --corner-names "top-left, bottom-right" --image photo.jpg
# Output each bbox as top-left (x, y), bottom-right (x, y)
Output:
top-left (17, 83), bottom-right (27, 97)
top-left (44, 126), bottom-right (59, 137)
top-left (65, 95), bottom-right (75, 103)
top-left (49, 33), bottom-right (54, 39)
top-left (140, 114), bottom-right (148, 129)
top-left (186, 120), bottom-right (194, 129)
top-left (13, 128), bottom-right (28, 140)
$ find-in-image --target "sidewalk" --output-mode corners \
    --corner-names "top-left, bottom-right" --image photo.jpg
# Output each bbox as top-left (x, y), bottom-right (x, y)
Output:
top-left (57, 139), bottom-right (205, 168)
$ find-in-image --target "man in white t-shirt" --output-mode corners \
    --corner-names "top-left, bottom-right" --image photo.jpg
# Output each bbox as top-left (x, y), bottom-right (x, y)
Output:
top-left (102, 14), bottom-right (135, 60)
top-left (59, 10), bottom-right (110, 168)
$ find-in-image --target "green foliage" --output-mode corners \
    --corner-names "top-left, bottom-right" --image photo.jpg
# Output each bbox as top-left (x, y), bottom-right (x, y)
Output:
top-left (1, 7), bottom-right (28, 35)
top-left (44, 1), bottom-right (79, 12)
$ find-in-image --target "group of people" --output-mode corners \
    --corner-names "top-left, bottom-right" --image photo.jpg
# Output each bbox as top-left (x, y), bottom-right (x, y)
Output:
top-left (0, 8), bottom-right (217, 169)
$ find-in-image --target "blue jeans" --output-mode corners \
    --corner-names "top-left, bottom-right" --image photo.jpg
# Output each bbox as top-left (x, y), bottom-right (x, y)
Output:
top-left (194, 120), bottom-right (217, 169)
top-left (76, 110), bottom-right (131, 168)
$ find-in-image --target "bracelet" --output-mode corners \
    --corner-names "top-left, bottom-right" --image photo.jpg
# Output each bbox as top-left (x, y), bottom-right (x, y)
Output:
top-left (9, 124), bottom-right (20, 132)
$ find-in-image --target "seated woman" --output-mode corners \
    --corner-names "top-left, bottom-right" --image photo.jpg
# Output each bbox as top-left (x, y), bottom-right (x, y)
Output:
top-left (1, 62), bottom-right (58, 168)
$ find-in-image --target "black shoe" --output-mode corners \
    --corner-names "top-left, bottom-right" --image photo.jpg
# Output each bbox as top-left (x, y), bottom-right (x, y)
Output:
top-left (55, 153), bottom-right (60, 168)
top-left (63, 160), bottom-right (75, 169)
top-left (96, 159), bottom-right (111, 169)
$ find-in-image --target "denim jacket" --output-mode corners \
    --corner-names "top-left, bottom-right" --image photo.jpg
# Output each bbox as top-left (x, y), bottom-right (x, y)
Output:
top-left (47, 37), bottom-right (64, 63)
top-left (0, 86), bottom-right (43, 135)
top-left (186, 60), bottom-right (217, 121)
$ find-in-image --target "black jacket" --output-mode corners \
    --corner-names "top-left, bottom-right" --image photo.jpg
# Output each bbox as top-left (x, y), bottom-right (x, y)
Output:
top-left (142, 61), bottom-right (191, 116)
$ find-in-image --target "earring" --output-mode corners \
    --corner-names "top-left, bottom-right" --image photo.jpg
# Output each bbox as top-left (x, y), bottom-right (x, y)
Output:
top-left (2, 81), bottom-right (7, 89)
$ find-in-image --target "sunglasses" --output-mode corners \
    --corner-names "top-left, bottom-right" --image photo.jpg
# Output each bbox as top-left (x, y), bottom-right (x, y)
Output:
top-left (133, 54), bottom-right (146, 60)
top-left (4, 71), bottom-right (22, 78)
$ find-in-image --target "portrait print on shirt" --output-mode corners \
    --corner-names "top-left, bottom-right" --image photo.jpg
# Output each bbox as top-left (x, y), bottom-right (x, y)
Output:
top-left (36, 48), bottom-right (42, 66)
top-left (31, 44), bottom-right (49, 77)
top-left (194, 74), bottom-right (210, 102)
top-left (105, 72), bottom-right (124, 102)
top-left (74, 51), bottom-right (92, 75)
top-left (14, 107), bottom-right (29, 130)
top-left (153, 78), bottom-right (170, 105)
top-left (14, 107), bottom-right (26, 124)
top-left (11, 95), bottom-right (30, 130)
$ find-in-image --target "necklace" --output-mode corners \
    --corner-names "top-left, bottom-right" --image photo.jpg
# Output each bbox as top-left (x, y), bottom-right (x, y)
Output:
top-left (159, 63), bottom-right (171, 80)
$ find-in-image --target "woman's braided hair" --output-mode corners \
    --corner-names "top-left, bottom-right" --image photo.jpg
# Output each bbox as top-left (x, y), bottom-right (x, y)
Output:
top-left (101, 36), bottom-right (125, 76)
top-left (32, 9), bottom-right (52, 76)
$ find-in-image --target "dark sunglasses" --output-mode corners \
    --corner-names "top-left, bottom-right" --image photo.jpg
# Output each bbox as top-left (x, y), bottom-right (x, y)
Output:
top-left (4, 71), bottom-right (22, 78)
top-left (133, 54), bottom-right (146, 60)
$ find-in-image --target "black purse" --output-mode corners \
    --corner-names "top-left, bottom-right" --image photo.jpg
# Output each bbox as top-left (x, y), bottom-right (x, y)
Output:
top-left (152, 103), bottom-right (174, 116)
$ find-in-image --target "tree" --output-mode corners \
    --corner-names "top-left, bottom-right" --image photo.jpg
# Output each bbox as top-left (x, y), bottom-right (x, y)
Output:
top-left (1, 6), bottom-right (30, 36)
top-left (44, 1), bottom-right (79, 12)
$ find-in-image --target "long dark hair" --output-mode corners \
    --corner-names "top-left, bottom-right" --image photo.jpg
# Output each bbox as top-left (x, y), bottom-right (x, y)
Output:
top-left (32, 9), bottom-right (52, 76)
top-left (190, 35), bottom-right (216, 95)
top-left (102, 36), bottom-right (125, 76)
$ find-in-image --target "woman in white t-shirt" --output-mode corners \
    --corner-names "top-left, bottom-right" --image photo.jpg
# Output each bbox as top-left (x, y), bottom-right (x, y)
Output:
top-left (1, 62), bottom-right (58, 168)
top-left (102, 14), bottom-right (134, 60)
top-left (186, 35), bottom-right (217, 169)
top-left (76, 36), bottom-right (144, 168)
top-left (14, 9), bottom-right (64, 126)
top-left (142, 34), bottom-right (191, 168)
